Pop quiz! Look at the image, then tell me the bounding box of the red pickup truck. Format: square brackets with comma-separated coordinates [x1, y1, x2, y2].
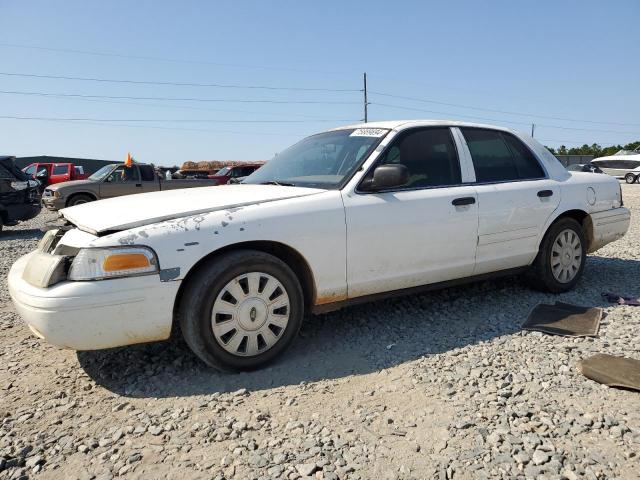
[22, 162, 87, 187]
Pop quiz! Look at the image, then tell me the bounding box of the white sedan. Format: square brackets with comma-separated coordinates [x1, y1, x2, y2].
[8, 121, 630, 371]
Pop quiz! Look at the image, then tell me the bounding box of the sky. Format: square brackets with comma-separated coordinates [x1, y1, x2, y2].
[0, 0, 639, 166]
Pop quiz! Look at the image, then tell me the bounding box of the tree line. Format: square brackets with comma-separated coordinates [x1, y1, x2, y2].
[545, 141, 640, 157]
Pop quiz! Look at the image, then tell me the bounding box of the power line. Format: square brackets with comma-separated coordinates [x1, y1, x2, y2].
[369, 91, 640, 128]
[0, 42, 353, 76]
[0, 89, 360, 105]
[371, 102, 533, 127]
[371, 102, 640, 136]
[0, 71, 360, 93]
[0, 115, 311, 137]
[0, 91, 355, 120]
[0, 114, 353, 124]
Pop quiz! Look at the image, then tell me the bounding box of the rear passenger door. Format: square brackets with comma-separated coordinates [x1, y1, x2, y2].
[458, 128, 560, 275]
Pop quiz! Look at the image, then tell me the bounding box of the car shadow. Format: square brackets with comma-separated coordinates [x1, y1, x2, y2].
[0, 228, 44, 241]
[77, 255, 640, 398]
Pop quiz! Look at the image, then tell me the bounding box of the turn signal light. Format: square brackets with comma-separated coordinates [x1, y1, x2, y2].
[103, 253, 151, 272]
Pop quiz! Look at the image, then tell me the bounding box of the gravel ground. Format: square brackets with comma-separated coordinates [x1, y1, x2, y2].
[1, 185, 639, 480]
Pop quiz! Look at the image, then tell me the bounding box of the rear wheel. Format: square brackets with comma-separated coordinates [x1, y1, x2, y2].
[527, 218, 586, 293]
[67, 194, 94, 207]
[179, 250, 304, 371]
[625, 173, 637, 184]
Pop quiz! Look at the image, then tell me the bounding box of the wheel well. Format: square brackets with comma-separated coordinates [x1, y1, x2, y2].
[172, 241, 316, 336]
[550, 209, 592, 249]
[66, 192, 96, 206]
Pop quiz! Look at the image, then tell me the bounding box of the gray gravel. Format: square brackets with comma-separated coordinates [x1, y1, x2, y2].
[1, 184, 639, 479]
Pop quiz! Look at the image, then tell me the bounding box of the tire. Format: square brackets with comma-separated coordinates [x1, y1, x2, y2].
[67, 194, 95, 207]
[179, 249, 304, 371]
[625, 173, 637, 184]
[526, 217, 587, 293]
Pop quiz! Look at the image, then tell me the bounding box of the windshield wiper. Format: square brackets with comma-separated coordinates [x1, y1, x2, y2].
[260, 180, 296, 186]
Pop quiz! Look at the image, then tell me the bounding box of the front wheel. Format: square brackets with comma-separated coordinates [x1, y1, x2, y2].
[625, 173, 637, 184]
[67, 194, 94, 207]
[526, 218, 586, 293]
[179, 250, 304, 371]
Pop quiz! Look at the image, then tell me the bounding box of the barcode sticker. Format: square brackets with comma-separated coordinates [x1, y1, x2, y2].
[350, 128, 387, 137]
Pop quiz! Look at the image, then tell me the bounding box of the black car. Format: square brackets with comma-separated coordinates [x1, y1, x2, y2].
[567, 163, 604, 174]
[0, 156, 42, 232]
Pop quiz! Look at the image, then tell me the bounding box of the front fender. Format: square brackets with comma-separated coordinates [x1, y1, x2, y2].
[89, 191, 348, 306]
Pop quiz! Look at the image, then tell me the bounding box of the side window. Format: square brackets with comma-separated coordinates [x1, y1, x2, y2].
[139, 165, 156, 181]
[377, 128, 461, 188]
[461, 128, 518, 182]
[502, 133, 545, 179]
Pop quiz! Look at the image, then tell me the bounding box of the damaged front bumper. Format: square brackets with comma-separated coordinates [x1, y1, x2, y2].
[8, 251, 180, 350]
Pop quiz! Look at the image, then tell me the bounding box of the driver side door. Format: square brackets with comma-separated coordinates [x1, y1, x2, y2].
[99, 165, 142, 199]
[342, 127, 479, 299]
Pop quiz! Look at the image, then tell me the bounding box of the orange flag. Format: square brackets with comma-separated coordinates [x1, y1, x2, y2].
[125, 152, 134, 167]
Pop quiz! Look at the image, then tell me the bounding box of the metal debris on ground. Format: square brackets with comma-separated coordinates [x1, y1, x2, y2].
[578, 354, 640, 392]
[522, 302, 602, 337]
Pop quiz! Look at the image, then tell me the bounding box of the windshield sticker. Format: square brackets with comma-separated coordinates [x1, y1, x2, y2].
[350, 128, 386, 137]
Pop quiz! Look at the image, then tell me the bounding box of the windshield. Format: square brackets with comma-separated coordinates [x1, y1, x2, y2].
[88, 164, 116, 181]
[243, 128, 388, 189]
[216, 167, 231, 176]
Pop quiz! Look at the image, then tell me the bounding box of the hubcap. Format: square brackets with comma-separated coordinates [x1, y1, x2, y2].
[550, 229, 582, 283]
[211, 272, 290, 357]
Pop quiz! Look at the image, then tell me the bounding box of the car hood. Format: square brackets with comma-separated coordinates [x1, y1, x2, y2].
[47, 179, 94, 190]
[60, 184, 325, 234]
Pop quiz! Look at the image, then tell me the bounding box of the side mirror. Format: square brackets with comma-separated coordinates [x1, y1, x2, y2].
[361, 164, 409, 191]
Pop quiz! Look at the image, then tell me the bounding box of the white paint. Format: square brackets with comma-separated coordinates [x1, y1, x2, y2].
[8, 120, 631, 351]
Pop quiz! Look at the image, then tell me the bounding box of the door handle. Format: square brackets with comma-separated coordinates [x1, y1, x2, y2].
[537, 190, 553, 198]
[452, 197, 476, 206]
[135, 183, 142, 187]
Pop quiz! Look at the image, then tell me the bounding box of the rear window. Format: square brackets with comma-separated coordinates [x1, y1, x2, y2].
[52, 165, 68, 175]
[461, 128, 545, 182]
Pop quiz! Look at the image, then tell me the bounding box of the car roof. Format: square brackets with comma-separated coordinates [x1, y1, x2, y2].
[329, 119, 519, 134]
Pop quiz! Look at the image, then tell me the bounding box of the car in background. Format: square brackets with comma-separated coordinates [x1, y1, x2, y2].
[567, 163, 604, 174]
[42, 162, 220, 210]
[591, 147, 640, 183]
[23, 162, 88, 187]
[208, 164, 263, 185]
[8, 120, 630, 371]
[0, 156, 41, 232]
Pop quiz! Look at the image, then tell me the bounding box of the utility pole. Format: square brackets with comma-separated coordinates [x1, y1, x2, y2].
[531, 123, 535, 138]
[363, 72, 368, 123]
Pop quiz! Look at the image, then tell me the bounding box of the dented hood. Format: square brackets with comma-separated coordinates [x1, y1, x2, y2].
[60, 184, 325, 234]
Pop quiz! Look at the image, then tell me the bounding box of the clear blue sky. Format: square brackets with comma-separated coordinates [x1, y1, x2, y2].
[1, 0, 638, 166]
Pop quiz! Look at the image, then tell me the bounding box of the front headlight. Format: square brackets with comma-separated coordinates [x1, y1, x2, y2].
[68, 246, 159, 281]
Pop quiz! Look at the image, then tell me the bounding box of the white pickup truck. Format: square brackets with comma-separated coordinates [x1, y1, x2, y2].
[8, 120, 630, 371]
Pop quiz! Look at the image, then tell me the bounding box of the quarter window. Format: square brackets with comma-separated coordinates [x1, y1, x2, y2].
[139, 165, 156, 181]
[461, 128, 544, 182]
[376, 128, 462, 188]
[52, 165, 68, 175]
